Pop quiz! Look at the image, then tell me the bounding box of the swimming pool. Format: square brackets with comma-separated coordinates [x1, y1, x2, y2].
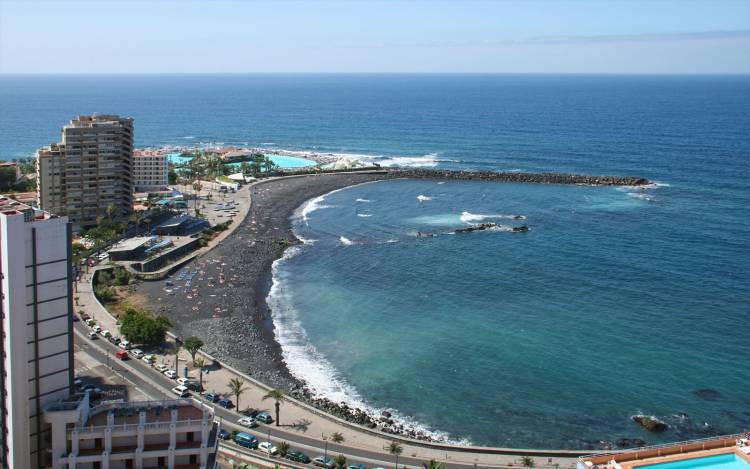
[224, 154, 317, 170]
[640, 454, 750, 469]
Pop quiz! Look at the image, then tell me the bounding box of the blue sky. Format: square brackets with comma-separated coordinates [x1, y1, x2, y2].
[1, 0, 749, 74]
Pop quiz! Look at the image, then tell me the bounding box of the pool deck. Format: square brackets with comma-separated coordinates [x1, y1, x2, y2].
[620, 447, 750, 469]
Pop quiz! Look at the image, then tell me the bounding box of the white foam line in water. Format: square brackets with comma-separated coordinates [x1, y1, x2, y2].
[417, 195, 432, 202]
[267, 247, 465, 445]
[459, 211, 526, 223]
[357, 213, 372, 218]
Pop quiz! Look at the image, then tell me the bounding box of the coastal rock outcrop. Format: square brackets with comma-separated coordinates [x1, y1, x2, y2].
[694, 388, 721, 400]
[632, 415, 668, 432]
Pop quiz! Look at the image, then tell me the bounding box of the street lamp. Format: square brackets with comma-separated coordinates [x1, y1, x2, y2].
[267, 428, 272, 457]
[322, 434, 328, 464]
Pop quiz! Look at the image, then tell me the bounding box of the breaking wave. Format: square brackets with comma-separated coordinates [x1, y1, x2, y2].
[417, 195, 432, 202]
[459, 211, 526, 223]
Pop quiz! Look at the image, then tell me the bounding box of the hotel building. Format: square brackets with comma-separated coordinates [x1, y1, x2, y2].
[0, 197, 74, 469]
[36, 114, 134, 228]
[133, 151, 169, 192]
[43, 395, 219, 469]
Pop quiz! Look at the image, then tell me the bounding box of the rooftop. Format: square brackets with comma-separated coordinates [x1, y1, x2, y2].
[0, 195, 54, 220]
[87, 398, 207, 428]
[108, 236, 153, 252]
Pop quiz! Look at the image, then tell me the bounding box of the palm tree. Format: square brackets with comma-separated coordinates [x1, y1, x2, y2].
[521, 456, 535, 468]
[422, 460, 445, 469]
[193, 357, 206, 392]
[183, 336, 204, 364]
[228, 378, 246, 410]
[129, 211, 143, 235]
[330, 432, 344, 444]
[106, 203, 116, 222]
[385, 441, 403, 469]
[334, 454, 347, 469]
[262, 389, 284, 426]
[171, 344, 181, 372]
[277, 441, 290, 458]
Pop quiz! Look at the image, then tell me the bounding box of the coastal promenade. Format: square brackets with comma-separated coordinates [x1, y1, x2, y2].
[74, 171, 590, 468]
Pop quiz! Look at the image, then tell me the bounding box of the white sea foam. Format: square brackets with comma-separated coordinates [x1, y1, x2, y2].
[436, 181, 445, 185]
[355, 198, 371, 203]
[267, 251, 462, 444]
[376, 153, 441, 168]
[300, 195, 331, 222]
[417, 195, 432, 202]
[357, 214, 372, 218]
[339, 236, 355, 245]
[459, 212, 527, 223]
[183, 136, 196, 139]
[627, 192, 653, 201]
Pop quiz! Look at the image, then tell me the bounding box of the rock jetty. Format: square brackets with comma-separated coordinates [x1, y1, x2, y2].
[632, 415, 668, 432]
[387, 168, 650, 186]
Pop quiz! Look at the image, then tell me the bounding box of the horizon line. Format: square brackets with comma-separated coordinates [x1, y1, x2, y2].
[2, 71, 749, 76]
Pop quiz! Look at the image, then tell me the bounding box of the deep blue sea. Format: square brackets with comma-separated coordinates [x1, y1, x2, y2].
[1, 75, 748, 448]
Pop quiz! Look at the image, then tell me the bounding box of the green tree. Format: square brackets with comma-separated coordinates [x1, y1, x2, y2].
[193, 357, 206, 392]
[94, 285, 116, 303]
[422, 460, 445, 469]
[385, 441, 403, 469]
[0, 166, 18, 191]
[330, 432, 344, 444]
[106, 203, 116, 221]
[129, 211, 144, 235]
[119, 307, 171, 346]
[334, 454, 347, 469]
[262, 156, 277, 174]
[277, 441, 290, 458]
[262, 389, 284, 426]
[228, 378, 246, 410]
[168, 169, 178, 185]
[113, 267, 131, 286]
[521, 456, 535, 468]
[183, 336, 204, 364]
[240, 161, 250, 176]
[170, 343, 181, 372]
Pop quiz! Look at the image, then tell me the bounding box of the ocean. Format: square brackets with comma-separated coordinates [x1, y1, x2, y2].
[1, 74, 748, 448]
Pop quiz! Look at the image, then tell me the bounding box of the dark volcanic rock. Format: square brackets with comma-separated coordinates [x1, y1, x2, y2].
[694, 388, 721, 400]
[633, 415, 668, 432]
[387, 168, 649, 186]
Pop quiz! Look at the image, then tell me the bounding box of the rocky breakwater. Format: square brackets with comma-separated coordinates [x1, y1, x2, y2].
[388, 168, 650, 186]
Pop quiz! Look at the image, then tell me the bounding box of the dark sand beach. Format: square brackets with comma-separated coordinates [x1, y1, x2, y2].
[137, 172, 390, 390]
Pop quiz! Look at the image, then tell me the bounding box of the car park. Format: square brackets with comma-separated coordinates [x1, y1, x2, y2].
[313, 456, 334, 468]
[237, 417, 258, 429]
[255, 412, 273, 424]
[171, 385, 189, 397]
[286, 451, 311, 464]
[259, 442, 278, 455]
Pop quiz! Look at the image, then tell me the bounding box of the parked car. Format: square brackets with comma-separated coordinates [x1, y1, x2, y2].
[130, 349, 144, 359]
[313, 456, 334, 469]
[142, 354, 156, 364]
[115, 350, 128, 360]
[100, 329, 111, 338]
[176, 377, 191, 386]
[92, 325, 102, 334]
[241, 408, 259, 418]
[217, 429, 231, 440]
[187, 381, 203, 392]
[237, 417, 258, 429]
[88, 331, 97, 340]
[255, 412, 273, 424]
[204, 392, 220, 403]
[118, 340, 131, 350]
[286, 451, 311, 464]
[259, 442, 278, 456]
[171, 385, 189, 398]
[72, 314, 80, 322]
[218, 397, 233, 408]
[348, 465, 367, 469]
[86, 319, 96, 327]
[155, 364, 169, 373]
[108, 336, 120, 345]
[233, 432, 259, 449]
[164, 370, 177, 379]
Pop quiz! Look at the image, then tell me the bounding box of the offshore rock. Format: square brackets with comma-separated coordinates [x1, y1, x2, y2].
[632, 415, 668, 432]
[387, 168, 650, 186]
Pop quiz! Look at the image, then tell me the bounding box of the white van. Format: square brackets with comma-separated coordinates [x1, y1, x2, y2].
[118, 340, 131, 350]
[171, 385, 189, 398]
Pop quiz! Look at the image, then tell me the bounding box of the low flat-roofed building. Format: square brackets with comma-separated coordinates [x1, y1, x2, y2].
[44, 394, 218, 469]
[107, 236, 154, 261]
[155, 215, 209, 236]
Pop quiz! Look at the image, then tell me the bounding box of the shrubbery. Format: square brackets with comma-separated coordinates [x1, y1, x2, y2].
[119, 306, 171, 346]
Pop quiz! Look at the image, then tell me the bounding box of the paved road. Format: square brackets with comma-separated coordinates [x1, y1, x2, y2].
[74, 323, 535, 469]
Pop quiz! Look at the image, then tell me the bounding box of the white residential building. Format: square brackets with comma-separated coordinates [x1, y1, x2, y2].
[133, 151, 168, 192]
[0, 196, 73, 469]
[44, 395, 219, 469]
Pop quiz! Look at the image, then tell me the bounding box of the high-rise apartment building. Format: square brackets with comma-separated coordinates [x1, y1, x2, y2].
[0, 196, 73, 469]
[36, 114, 134, 228]
[133, 150, 169, 192]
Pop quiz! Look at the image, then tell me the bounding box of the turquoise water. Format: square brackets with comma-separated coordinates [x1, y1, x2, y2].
[641, 454, 750, 469]
[167, 152, 192, 164]
[1, 74, 748, 450]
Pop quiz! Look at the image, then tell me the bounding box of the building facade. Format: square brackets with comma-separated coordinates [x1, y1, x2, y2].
[44, 395, 218, 469]
[36, 114, 134, 228]
[0, 196, 73, 468]
[133, 151, 168, 192]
